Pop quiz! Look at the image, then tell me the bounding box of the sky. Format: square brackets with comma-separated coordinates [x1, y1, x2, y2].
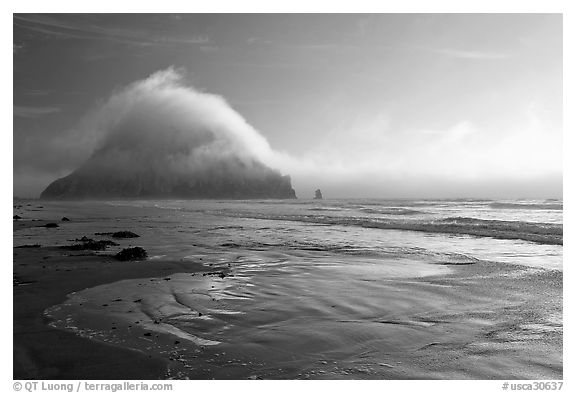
[13, 13, 563, 199]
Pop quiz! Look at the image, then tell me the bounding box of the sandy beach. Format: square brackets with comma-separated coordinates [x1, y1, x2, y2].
[13, 200, 562, 379]
[14, 229, 219, 378]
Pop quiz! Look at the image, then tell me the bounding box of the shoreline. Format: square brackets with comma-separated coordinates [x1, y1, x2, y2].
[13, 202, 563, 379]
[13, 242, 219, 379]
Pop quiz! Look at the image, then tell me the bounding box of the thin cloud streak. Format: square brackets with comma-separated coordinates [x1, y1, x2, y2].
[14, 105, 61, 118]
[430, 48, 512, 59]
[206, 61, 325, 71]
[20, 89, 51, 96]
[13, 14, 209, 47]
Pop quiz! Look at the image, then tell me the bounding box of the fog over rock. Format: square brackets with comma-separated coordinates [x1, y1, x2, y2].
[40, 68, 296, 200]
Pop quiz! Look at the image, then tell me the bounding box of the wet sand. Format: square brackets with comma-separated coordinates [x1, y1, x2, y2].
[13, 202, 562, 379]
[14, 219, 218, 379]
[45, 260, 562, 379]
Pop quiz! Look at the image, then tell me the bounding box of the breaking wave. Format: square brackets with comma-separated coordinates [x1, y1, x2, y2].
[489, 202, 563, 210]
[215, 212, 562, 246]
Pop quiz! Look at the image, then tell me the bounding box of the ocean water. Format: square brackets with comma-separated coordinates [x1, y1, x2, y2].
[112, 198, 563, 269]
[17, 198, 562, 379]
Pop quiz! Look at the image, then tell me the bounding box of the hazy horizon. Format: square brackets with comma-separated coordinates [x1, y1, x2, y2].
[13, 14, 562, 199]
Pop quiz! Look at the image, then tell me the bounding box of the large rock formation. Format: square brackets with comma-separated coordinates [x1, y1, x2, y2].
[41, 150, 296, 200]
[39, 68, 298, 200]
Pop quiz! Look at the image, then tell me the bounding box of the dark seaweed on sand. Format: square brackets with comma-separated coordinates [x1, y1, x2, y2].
[96, 231, 140, 238]
[14, 244, 41, 248]
[61, 239, 119, 251]
[115, 247, 147, 261]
